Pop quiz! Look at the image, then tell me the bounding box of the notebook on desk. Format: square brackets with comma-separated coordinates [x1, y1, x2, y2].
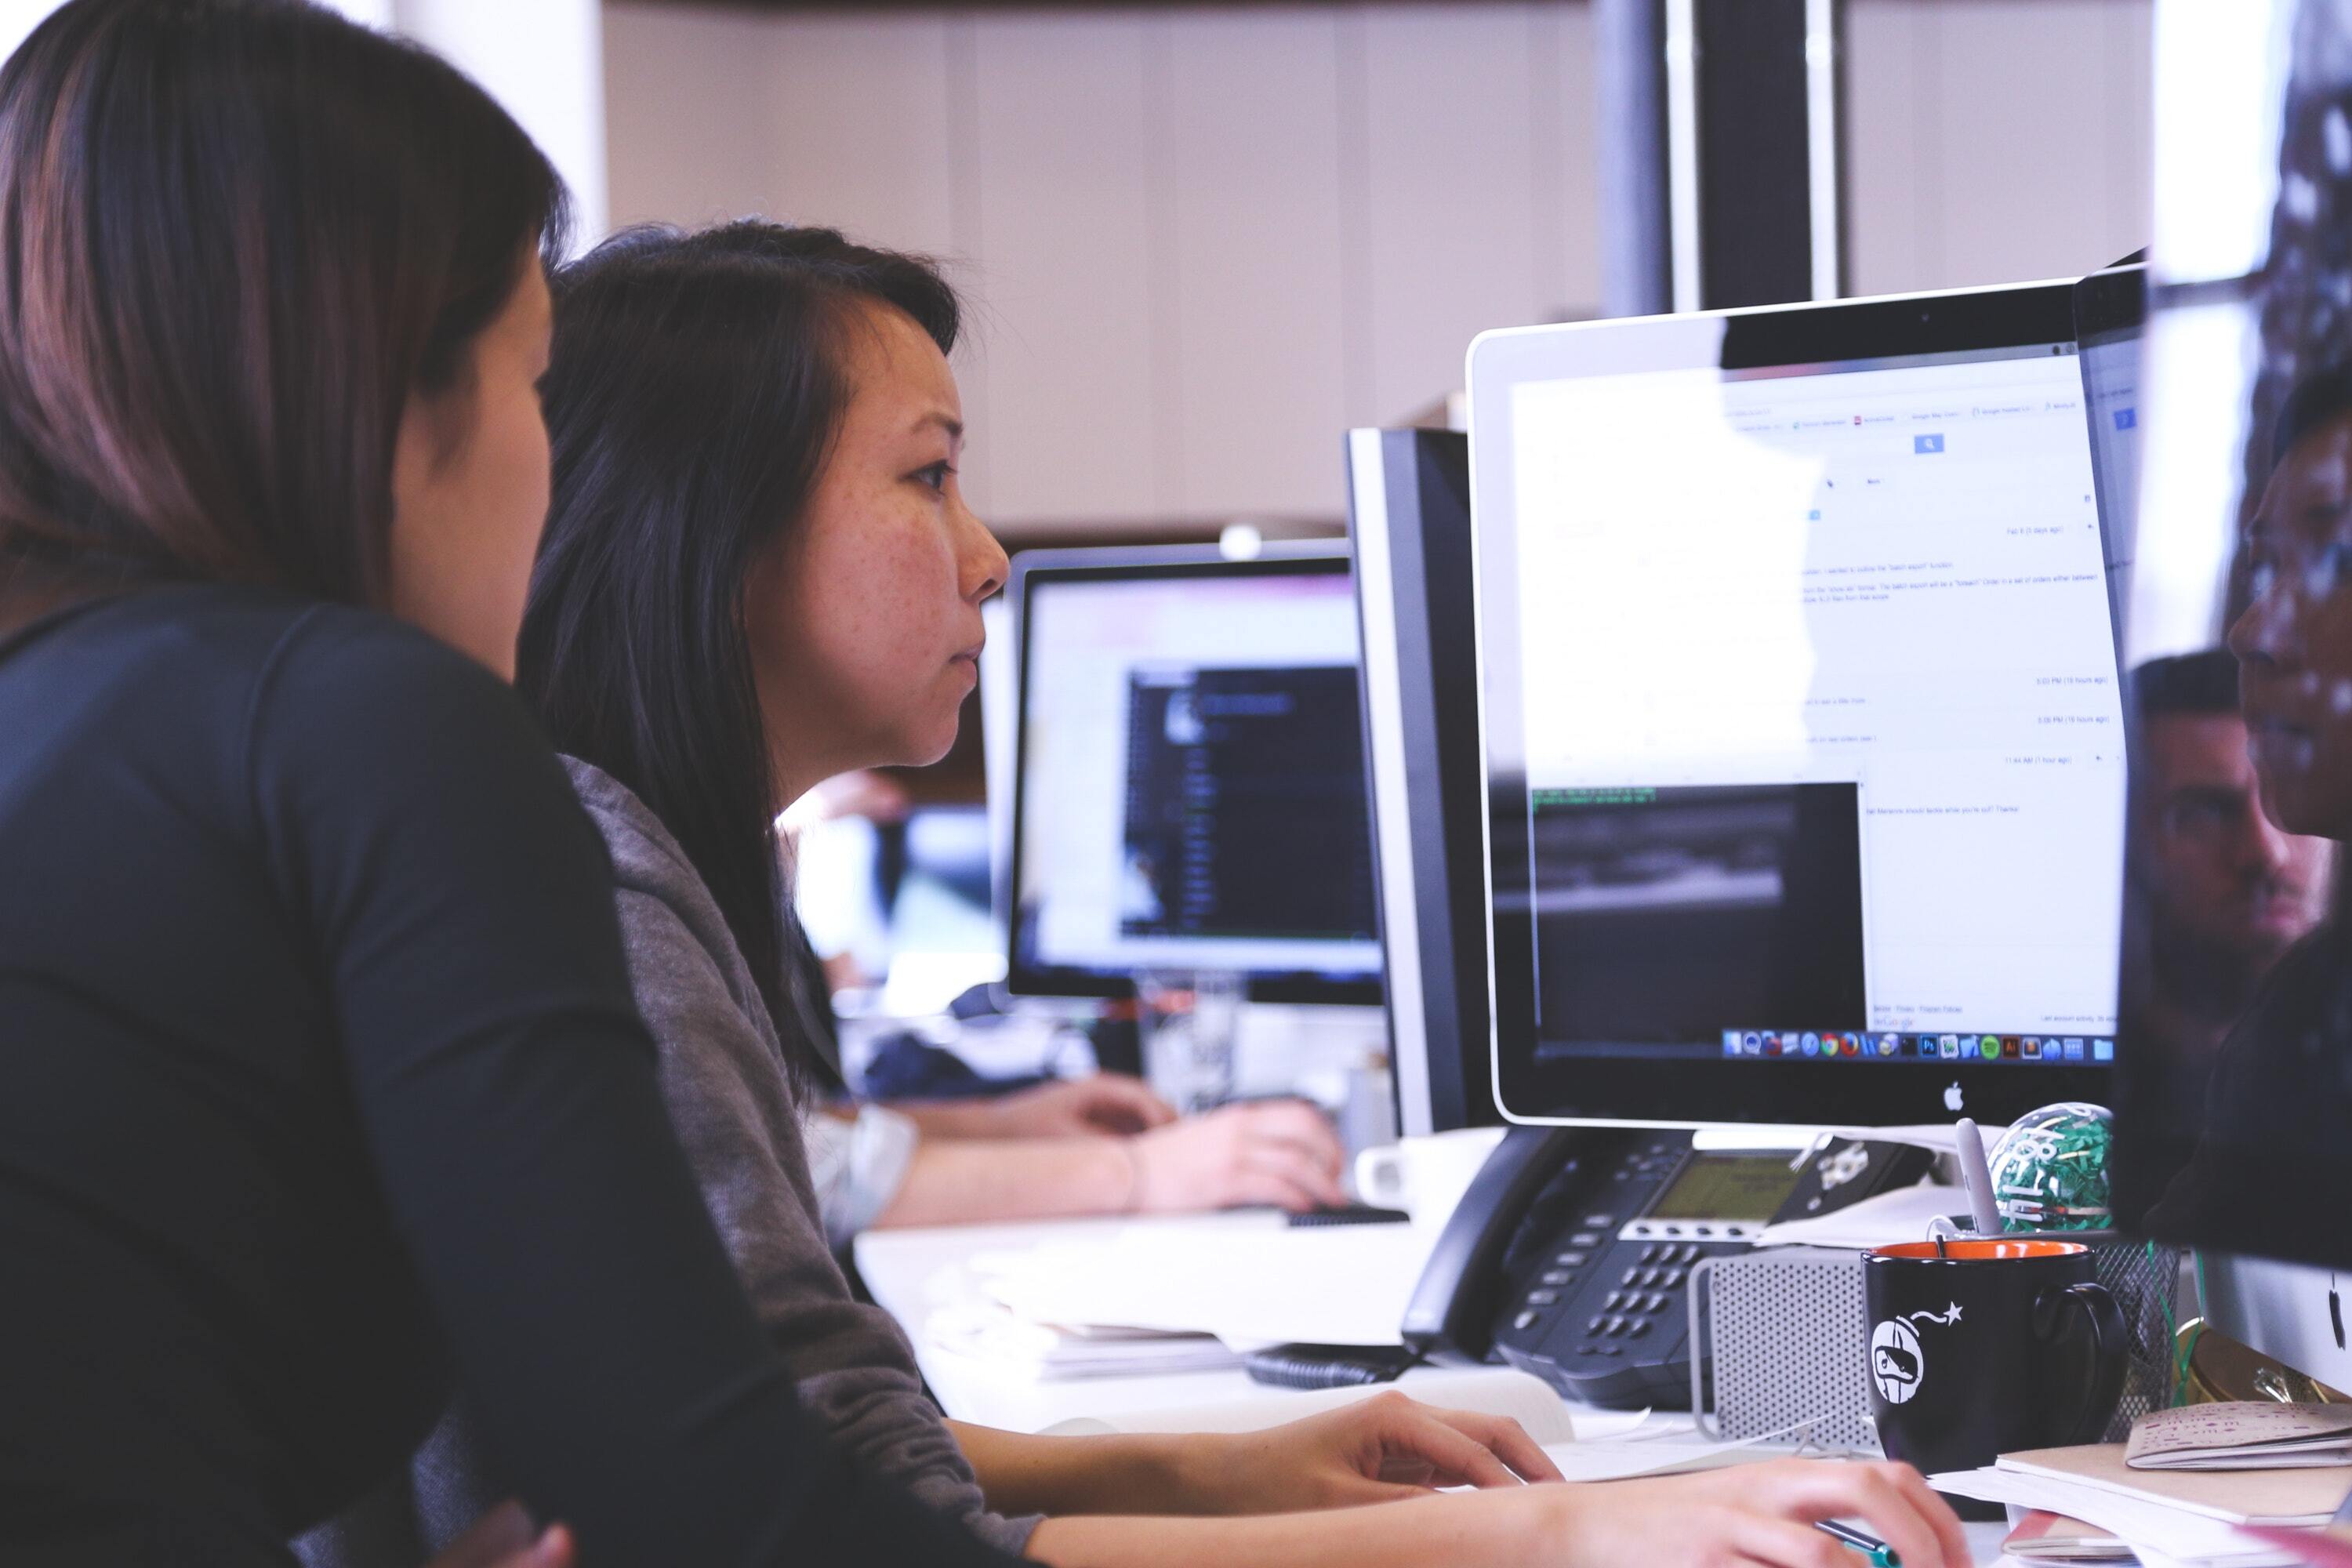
[1997, 1443, 2352, 1526]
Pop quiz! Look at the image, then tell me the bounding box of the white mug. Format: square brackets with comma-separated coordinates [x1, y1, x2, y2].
[1352, 1127, 1508, 1222]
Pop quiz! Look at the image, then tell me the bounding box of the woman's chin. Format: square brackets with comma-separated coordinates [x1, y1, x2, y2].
[892, 718, 962, 771]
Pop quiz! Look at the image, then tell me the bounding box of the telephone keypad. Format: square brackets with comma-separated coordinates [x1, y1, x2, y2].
[1470, 1131, 1940, 1412]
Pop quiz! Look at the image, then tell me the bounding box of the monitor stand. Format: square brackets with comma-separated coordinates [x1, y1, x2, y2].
[2200, 1252, 2352, 1399]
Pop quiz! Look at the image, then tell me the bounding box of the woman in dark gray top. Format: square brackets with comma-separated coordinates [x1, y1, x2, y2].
[489, 218, 1979, 1568]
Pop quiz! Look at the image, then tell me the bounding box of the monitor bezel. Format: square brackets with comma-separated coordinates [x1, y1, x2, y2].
[1468, 279, 2122, 1128]
[1000, 541, 1384, 1004]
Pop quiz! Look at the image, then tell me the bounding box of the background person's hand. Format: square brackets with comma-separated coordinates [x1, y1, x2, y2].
[426, 1501, 572, 1568]
[982, 1073, 1179, 1138]
[1548, 1457, 1973, 1568]
[1192, 1388, 1566, 1513]
[1128, 1098, 1347, 1212]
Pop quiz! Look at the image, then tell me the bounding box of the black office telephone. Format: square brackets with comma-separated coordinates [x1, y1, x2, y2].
[1402, 1127, 1934, 1409]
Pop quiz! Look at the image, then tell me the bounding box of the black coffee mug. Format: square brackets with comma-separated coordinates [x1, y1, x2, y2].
[1864, 1239, 2128, 1516]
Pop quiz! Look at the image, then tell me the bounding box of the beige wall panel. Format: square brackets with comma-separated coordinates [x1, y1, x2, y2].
[2103, 0, 2156, 270]
[1356, 4, 1552, 424]
[604, 4, 777, 230]
[739, 12, 960, 256]
[1157, 9, 1352, 520]
[965, 13, 1161, 527]
[1845, 0, 2151, 299]
[1548, 0, 1605, 321]
[1844, 0, 1937, 297]
[1930, 0, 2142, 289]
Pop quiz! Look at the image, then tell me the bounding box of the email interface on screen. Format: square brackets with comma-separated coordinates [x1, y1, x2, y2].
[1012, 567, 1381, 988]
[1505, 343, 2124, 1066]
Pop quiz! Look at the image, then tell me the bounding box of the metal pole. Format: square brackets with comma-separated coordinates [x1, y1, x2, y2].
[1594, 0, 1675, 319]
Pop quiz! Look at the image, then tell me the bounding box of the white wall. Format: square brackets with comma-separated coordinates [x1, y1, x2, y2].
[0, 0, 607, 245]
[606, 0, 2152, 534]
[0, 0, 2157, 531]
[1845, 0, 2154, 296]
[604, 2, 1600, 532]
[397, 0, 609, 245]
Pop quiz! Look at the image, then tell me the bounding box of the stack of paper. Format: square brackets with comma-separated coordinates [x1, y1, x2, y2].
[1932, 1466, 2300, 1568]
[1933, 1443, 2352, 1568]
[1995, 1443, 2350, 1525]
[964, 1218, 1436, 1348]
[923, 1297, 1242, 1380]
[2002, 1510, 2136, 1563]
[2128, 1404, 2352, 1472]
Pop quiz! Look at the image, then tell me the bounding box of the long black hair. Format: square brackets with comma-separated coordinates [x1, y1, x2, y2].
[517, 221, 960, 1040]
[0, 0, 566, 610]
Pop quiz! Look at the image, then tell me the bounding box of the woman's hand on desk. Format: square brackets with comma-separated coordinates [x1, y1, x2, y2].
[1023, 1457, 1969, 1568]
[1129, 1101, 1348, 1213]
[1552, 1459, 1971, 1568]
[1196, 1388, 1565, 1512]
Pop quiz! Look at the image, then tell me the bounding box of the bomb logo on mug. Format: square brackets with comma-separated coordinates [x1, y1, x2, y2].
[1868, 1303, 1962, 1404]
[1869, 1318, 1925, 1403]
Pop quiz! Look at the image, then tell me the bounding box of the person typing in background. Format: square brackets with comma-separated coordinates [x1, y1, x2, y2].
[789, 946, 1352, 1244]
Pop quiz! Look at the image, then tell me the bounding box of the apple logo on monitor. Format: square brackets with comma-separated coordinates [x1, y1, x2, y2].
[1944, 1083, 1964, 1114]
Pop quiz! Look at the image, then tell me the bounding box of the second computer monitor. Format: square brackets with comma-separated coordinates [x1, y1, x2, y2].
[1004, 545, 1382, 1003]
[1468, 280, 2125, 1128]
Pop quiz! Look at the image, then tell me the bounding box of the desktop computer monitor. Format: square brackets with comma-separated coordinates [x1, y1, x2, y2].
[1467, 280, 2126, 1129]
[1346, 427, 1502, 1135]
[2107, 2, 2352, 1389]
[1002, 544, 1383, 1004]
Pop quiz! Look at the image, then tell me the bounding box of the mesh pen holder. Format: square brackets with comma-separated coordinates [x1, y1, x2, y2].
[1690, 1232, 2183, 1450]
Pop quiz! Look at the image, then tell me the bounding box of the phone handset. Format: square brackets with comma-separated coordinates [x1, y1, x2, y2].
[1399, 1125, 1608, 1363]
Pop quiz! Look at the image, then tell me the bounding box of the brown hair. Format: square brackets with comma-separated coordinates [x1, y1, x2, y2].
[0, 0, 568, 610]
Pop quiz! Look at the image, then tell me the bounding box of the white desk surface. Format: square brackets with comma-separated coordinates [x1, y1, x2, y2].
[854, 1210, 2013, 1563]
[856, 1209, 1342, 1434]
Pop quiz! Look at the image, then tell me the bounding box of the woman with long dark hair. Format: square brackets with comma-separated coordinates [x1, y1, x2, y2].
[0, 5, 1020, 1564]
[499, 219, 1977, 1568]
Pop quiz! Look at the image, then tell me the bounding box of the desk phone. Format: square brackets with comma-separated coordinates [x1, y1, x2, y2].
[1402, 1127, 1933, 1408]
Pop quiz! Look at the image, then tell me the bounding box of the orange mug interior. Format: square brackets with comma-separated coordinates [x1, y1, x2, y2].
[1872, 1239, 2088, 1261]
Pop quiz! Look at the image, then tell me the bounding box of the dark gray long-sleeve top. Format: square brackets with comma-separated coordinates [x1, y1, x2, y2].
[296, 757, 1036, 1565]
[550, 758, 1039, 1555]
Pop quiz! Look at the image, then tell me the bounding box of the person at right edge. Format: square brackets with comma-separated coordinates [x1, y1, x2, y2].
[2151, 365, 2352, 1242]
[0, 4, 1973, 1567]
[2122, 646, 2332, 1098]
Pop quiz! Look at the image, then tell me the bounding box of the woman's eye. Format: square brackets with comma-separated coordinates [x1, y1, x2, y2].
[914, 461, 953, 493]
